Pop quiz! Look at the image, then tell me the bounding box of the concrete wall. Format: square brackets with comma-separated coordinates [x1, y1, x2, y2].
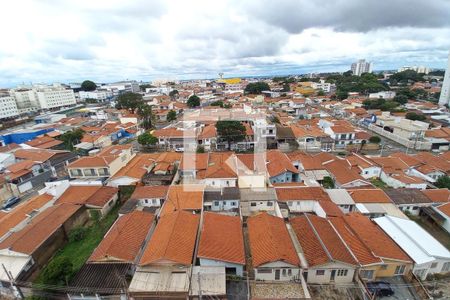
[254, 261, 300, 281]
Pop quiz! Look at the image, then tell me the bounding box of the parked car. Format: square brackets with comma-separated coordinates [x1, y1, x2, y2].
[367, 281, 394, 297]
[1, 196, 20, 210]
[175, 147, 184, 152]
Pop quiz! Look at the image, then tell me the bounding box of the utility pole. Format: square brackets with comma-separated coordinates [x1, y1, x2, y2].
[246, 271, 250, 300]
[2, 263, 24, 299]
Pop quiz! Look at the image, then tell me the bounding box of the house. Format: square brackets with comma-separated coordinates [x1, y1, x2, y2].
[324, 123, 356, 148]
[326, 189, 356, 213]
[290, 214, 357, 284]
[121, 185, 169, 214]
[179, 152, 209, 182]
[384, 189, 434, 216]
[159, 185, 204, 217]
[287, 151, 331, 184]
[331, 213, 413, 280]
[203, 152, 238, 188]
[427, 203, 450, 234]
[197, 212, 245, 276]
[290, 125, 329, 151]
[55, 185, 119, 216]
[203, 187, 240, 215]
[0, 193, 54, 240]
[152, 127, 197, 151]
[275, 186, 343, 218]
[374, 215, 450, 280]
[240, 187, 277, 216]
[247, 213, 301, 281]
[67, 145, 135, 179]
[345, 153, 381, 179]
[323, 159, 370, 188]
[129, 211, 200, 298]
[70, 211, 156, 297]
[24, 135, 63, 150]
[347, 188, 407, 219]
[108, 153, 159, 187]
[266, 150, 300, 184]
[0, 204, 88, 283]
[198, 124, 217, 151]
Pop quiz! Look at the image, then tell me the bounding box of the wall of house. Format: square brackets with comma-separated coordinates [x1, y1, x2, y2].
[380, 172, 404, 189]
[306, 264, 355, 284]
[248, 200, 276, 213]
[360, 167, 381, 179]
[211, 199, 239, 211]
[139, 197, 163, 207]
[374, 260, 412, 278]
[203, 178, 237, 188]
[254, 261, 300, 281]
[269, 171, 296, 184]
[199, 258, 244, 276]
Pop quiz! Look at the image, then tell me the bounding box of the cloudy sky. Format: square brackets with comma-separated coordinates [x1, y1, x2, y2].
[1, 0, 450, 87]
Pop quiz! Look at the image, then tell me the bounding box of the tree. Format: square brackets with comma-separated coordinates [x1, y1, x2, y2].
[282, 84, 290, 92]
[369, 136, 381, 144]
[436, 175, 450, 189]
[187, 95, 200, 107]
[210, 100, 224, 107]
[40, 257, 73, 285]
[389, 70, 424, 85]
[81, 80, 96, 91]
[322, 176, 335, 189]
[244, 82, 270, 94]
[138, 132, 158, 146]
[57, 129, 84, 150]
[137, 104, 153, 129]
[393, 94, 408, 105]
[167, 110, 177, 122]
[115, 92, 143, 112]
[317, 89, 325, 96]
[405, 112, 427, 121]
[216, 120, 246, 150]
[169, 90, 179, 99]
[196, 145, 205, 153]
[139, 84, 154, 92]
[271, 116, 280, 124]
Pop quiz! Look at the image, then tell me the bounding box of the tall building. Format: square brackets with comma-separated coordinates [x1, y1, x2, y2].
[439, 52, 450, 107]
[351, 59, 373, 76]
[0, 92, 19, 120]
[398, 66, 431, 74]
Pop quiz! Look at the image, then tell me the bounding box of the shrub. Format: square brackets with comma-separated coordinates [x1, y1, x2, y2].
[369, 136, 381, 144]
[68, 227, 88, 243]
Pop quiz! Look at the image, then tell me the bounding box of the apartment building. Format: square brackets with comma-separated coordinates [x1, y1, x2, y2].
[0, 93, 19, 119]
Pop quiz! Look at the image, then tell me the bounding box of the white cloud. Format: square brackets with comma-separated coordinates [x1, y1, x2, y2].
[1, 0, 450, 86]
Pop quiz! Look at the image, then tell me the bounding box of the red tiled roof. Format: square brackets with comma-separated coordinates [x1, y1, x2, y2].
[198, 212, 245, 265]
[347, 188, 393, 204]
[248, 213, 299, 267]
[437, 202, 450, 218]
[159, 185, 204, 216]
[275, 186, 330, 202]
[139, 211, 200, 266]
[130, 185, 169, 200]
[0, 193, 53, 238]
[340, 213, 411, 262]
[421, 189, 450, 203]
[266, 150, 298, 178]
[0, 204, 80, 255]
[89, 211, 154, 263]
[290, 215, 357, 267]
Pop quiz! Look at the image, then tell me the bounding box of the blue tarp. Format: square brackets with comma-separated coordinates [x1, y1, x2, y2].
[0, 128, 55, 145]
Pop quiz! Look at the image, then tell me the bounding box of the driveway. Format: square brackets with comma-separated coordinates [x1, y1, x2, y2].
[378, 276, 420, 300]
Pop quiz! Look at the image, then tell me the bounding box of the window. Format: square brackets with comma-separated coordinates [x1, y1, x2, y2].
[214, 201, 219, 206]
[267, 201, 273, 206]
[431, 262, 438, 269]
[380, 264, 388, 270]
[288, 269, 292, 276]
[316, 270, 325, 276]
[257, 269, 272, 274]
[251, 202, 257, 207]
[282, 269, 286, 276]
[395, 265, 406, 275]
[360, 270, 374, 280]
[337, 269, 348, 276]
[231, 202, 236, 206]
[144, 199, 149, 204]
[364, 170, 369, 175]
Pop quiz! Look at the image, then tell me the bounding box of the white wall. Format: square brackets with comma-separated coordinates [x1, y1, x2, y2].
[254, 261, 300, 281]
[306, 264, 355, 284]
[360, 166, 381, 179]
[203, 178, 237, 188]
[199, 258, 244, 276]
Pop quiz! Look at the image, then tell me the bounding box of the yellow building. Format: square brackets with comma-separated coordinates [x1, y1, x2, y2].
[217, 78, 241, 84]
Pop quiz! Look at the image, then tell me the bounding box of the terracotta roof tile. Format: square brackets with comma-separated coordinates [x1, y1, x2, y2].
[198, 212, 245, 265]
[339, 213, 411, 262]
[55, 186, 102, 205]
[266, 150, 298, 178]
[0, 204, 80, 254]
[85, 186, 118, 207]
[275, 187, 330, 202]
[139, 211, 200, 266]
[130, 185, 169, 200]
[159, 185, 204, 217]
[290, 215, 357, 267]
[347, 188, 393, 204]
[13, 149, 59, 163]
[89, 211, 154, 263]
[421, 189, 450, 203]
[0, 193, 53, 238]
[112, 153, 159, 179]
[437, 202, 450, 218]
[248, 213, 299, 267]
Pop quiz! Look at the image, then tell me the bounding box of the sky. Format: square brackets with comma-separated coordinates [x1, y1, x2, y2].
[1, 0, 450, 87]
